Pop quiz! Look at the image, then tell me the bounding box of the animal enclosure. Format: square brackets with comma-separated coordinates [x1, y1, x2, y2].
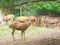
[0, 0, 60, 45]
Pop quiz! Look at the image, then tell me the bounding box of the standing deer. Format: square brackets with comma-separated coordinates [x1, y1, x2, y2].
[40, 16, 46, 27]
[3, 14, 14, 25]
[9, 18, 32, 40]
[15, 16, 37, 27]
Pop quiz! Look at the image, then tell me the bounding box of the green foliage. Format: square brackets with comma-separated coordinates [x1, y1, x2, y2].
[0, 0, 30, 8]
[0, 0, 60, 12]
[27, 2, 60, 12]
[0, 25, 49, 37]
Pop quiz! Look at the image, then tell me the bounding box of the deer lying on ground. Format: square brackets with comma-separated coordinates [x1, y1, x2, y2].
[46, 18, 59, 27]
[40, 16, 59, 27]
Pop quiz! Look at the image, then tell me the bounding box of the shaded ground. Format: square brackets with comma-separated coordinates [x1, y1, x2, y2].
[0, 27, 60, 45]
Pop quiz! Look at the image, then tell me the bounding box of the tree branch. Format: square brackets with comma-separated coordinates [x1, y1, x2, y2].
[3, 0, 57, 8]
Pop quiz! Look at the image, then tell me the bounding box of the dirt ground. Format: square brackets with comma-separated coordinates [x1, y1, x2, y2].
[0, 27, 60, 45]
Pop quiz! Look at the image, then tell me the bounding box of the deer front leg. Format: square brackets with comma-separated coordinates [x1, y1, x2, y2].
[24, 31, 26, 40]
[21, 31, 25, 40]
[21, 31, 24, 40]
[6, 21, 8, 25]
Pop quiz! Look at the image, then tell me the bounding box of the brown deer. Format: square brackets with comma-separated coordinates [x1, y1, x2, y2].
[9, 18, 32, 40]
[3, 14, 14, 25]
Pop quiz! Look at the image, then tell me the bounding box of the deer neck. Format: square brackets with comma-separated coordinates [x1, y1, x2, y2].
[26, 19, 32, 27]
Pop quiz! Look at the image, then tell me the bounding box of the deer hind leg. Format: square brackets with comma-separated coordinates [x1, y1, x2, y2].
[43, 23, 46, 27]
[12, 30, 15, 40]
[42, 23, 46, 27]
[54, 23, 58, 27]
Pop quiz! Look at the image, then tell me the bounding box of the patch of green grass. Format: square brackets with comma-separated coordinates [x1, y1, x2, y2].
[0, 25, 49, 37]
